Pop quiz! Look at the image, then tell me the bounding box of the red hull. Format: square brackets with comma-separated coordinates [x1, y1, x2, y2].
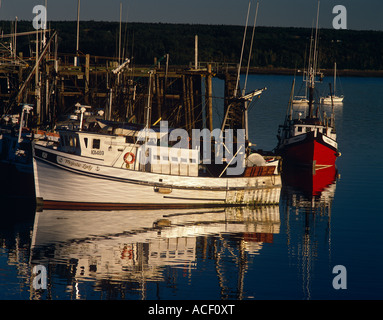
[283, 164, 337, 197]
[281, 131, 338, 168]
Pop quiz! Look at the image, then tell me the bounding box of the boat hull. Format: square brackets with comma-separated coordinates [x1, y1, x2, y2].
[282, 163, 338, 198]
[33, 144, 282, 210]
[278, 130, 338, 168]
[321, 96, 344, 105]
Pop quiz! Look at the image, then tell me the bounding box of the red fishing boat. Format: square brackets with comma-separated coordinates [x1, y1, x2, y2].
[275, 2, 340, 168]
[276, 115, 339, 168]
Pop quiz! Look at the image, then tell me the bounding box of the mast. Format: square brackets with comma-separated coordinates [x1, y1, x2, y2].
[334, 62, 337, 94]
[308, 0, 320, 119]
[329, 83, 335, 128]
[35, 29, 41, 123]
[221, 1, 251, 132]
[243, 1, 259, 143]
[75, 0, 80, 66]
[119, 2, 122, 65]
[145, 71, 153, 129]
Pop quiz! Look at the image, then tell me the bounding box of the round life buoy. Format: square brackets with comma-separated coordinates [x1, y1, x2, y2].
[124, 152, 135, 165]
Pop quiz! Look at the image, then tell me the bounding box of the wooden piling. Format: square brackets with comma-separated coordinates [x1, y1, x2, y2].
[206, 63, 213, 131]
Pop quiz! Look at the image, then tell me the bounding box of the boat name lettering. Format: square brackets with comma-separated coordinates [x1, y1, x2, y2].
[91, 149, 104, 155]
[58, 157, 93, 171]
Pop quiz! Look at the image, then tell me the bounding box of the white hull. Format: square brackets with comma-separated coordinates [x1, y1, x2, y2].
[292, 98, 309, 106]
[33, 144, 281, 210]
[321, 95, 344, 105]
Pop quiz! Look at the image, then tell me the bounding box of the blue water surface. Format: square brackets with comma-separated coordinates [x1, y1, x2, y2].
[0, 74, 382, 300]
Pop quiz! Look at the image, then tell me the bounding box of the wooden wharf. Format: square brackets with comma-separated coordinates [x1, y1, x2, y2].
[0, 51, 244, 134]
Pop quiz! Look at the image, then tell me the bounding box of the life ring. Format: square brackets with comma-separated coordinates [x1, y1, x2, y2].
[124, 152, 135, 165]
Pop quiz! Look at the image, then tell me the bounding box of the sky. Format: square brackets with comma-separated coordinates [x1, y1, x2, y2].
[0, 0, 382, 31]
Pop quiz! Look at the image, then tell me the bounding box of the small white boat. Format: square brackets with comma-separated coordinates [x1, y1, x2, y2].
[320, 94, 344, 105]
[292, 96, 309, 106]
[321, 62, 344, 105]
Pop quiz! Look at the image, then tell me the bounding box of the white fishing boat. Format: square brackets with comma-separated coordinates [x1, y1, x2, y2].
[33, 105, 281, 210]
[32, 5, 282, 211]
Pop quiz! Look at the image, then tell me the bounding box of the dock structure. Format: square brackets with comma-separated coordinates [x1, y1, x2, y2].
[0, 45, 245, 133]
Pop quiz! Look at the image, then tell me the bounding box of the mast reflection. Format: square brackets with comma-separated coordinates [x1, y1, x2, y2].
[281, 164, 339, 299]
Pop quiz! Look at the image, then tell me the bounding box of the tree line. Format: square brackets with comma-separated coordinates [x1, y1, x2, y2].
[2, 20, 383, 70]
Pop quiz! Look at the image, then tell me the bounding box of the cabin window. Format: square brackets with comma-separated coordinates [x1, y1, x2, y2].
[92, 139, 101, 149]
[125, 136, 135, 144]
[297, 127, 303, 132]
[84, 138, 88, 148]
[63, 135, 69, 146]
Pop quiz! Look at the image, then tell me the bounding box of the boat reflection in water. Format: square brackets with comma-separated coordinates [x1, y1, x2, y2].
[30, 206, 280, 299]
[280, 164, 339, 299]
[282, 163, 338, 200]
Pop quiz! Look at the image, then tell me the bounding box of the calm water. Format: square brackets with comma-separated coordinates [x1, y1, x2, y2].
[1, 74, 382, 300]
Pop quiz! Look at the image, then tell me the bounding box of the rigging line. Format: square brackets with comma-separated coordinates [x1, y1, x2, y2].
[122, 5, 129, 61]
[243, 1, 259, 96]
[165, 100, 205, 128]
[234, 1, 251, 98]
[247, 97, 261, 113]
[312, 0, 321, 83]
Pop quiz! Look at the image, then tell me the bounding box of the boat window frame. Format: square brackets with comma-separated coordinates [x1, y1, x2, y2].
[92, 138, 101, 149]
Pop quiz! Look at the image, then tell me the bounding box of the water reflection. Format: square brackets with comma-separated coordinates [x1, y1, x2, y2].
[30, 206, 280, 299]
[281, 164, 338, 299]
[0, 165, 339, 300]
